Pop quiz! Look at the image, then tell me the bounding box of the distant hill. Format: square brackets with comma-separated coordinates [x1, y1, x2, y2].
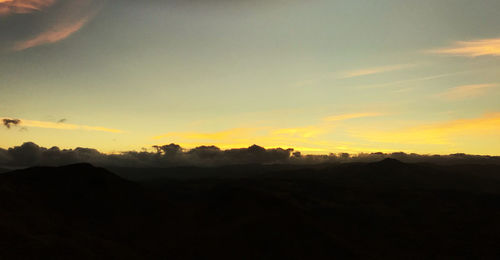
[2, 160, 500, 259]
[112, 159, 500, 193]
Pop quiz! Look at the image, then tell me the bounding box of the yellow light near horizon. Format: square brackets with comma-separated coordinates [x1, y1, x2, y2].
[353, 113, 500, 145]
[432, 38, 500, 57]
[0, 118, 123, 133]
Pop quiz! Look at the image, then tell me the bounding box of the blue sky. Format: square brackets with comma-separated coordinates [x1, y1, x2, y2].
[1, 0, 500, 155]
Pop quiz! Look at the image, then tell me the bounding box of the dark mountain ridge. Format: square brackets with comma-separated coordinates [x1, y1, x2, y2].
[2, 160, 500, 259]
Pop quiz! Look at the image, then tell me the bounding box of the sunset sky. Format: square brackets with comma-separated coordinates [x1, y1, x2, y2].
[1, 0, 500, 155]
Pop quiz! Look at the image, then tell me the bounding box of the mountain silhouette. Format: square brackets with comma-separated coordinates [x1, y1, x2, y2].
[1, 163, 131, 191]
[2, 160, 500, 259]
[370, 157, 407, 167]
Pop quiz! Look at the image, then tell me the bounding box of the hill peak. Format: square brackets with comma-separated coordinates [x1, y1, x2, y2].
[372, 158, 407, 167]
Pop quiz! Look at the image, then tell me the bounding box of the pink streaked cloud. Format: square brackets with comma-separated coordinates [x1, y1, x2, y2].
[13, 15, 91, 51]
[1, 0, 101, 51]
[0, 0, 55, 16]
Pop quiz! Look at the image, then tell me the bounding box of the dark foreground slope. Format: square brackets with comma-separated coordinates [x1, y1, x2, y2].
[0, 164, 154, 259]
[2, 160, 500, 259]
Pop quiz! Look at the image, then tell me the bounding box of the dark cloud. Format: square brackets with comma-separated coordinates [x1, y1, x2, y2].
[6, 142, 43, 165]
[57, 118, 67, 123]
[223, 145, 293, 164]
[2, 118, 21, 128]
[1, 142, 500, 168]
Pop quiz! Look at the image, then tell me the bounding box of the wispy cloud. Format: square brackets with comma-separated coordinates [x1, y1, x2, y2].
[0, 0, 55, 16]
[431, 38, 500, 57]
[323, 112, 383, 122]
[13, 15, 92, 51]
[358, 71, 468, 89]
[3, 0, 102, 51]
[435, 84, 497, 100]
[0, 117, 123, 133]
[271, 126, 326, 138]
[340, 64, 413, 79]
[294, 64, 414, 87]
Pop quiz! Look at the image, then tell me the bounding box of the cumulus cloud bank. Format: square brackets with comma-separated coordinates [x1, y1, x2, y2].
[1, 142, 499, 168]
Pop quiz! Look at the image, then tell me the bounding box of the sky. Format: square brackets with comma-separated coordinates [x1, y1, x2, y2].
[1, 0, 500, 155]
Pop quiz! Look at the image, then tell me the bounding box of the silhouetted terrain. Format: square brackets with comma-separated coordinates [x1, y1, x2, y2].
[2, 160, 500, 259]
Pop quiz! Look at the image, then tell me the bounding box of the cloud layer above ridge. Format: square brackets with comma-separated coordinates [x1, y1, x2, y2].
[1, 142, 499, 168]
